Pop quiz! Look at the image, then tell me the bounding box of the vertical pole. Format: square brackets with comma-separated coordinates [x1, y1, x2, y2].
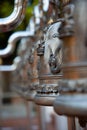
[26, 101, 33, 130]
[67, 117, 76, 130]
[36, 105, 47, 130]
[55, 114, 68, 130]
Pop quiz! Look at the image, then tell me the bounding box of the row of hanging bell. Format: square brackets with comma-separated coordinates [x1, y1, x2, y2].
[11, 0, 71, 106]
[12, 0, 50, 101]
[12, 0, 87, 127]
[22, 0, 50, 101]
[12, 0, 69, 106]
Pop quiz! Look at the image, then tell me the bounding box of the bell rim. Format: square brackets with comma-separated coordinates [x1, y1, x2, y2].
[34, 94, 58, 106]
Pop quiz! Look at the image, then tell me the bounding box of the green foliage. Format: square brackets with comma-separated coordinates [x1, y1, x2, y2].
[0, 0, 13, 17]
[15, 0, 39, 31]
[0, 0, 39, 44]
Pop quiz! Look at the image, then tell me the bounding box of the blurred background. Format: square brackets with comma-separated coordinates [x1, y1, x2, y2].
[0, 0, 36, 129]
[0, 1, 58, 130]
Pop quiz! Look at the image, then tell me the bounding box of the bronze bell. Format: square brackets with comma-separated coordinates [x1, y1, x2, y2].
[34, 21, 63, 106]
[33, 0, 64, 106]
[54, 0, 87, 127]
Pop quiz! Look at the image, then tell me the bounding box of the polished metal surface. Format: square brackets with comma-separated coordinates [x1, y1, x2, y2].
[42, 0, 49, 12]
[54, 94, 87, 116]
[0, 0, 28, 32]
[44, 22, 62, 74]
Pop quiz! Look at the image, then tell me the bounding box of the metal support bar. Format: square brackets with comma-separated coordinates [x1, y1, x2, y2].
[0, 30, 34, 57]
[0, 56, 21, 71]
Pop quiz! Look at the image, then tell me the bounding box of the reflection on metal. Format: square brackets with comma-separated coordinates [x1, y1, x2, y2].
[0, 0, 28, 32]
[0, 56, 21, 71]
[34, 5, 41, 25]
[44, 22, 62, 74]
[42, 0, 49, 12]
